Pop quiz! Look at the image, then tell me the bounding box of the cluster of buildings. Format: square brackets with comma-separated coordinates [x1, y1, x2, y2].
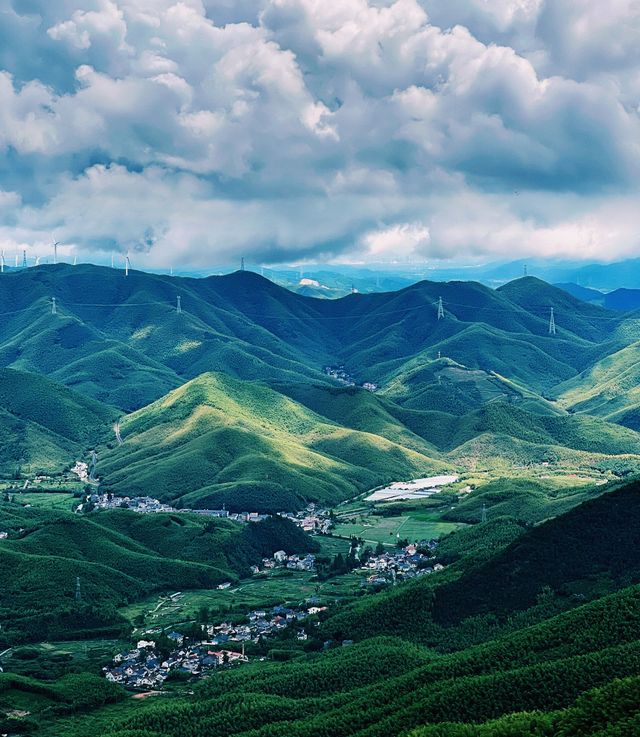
[70, 461, 90, 482]
[279, 504, 332, 534]
[79, 493, 269, 522]
[82, 494, 331, 540]
[258, 550, 316, 572]
[362, 542, 443, 585]
[323, 366, 378, 392]
[105, 603, 328, 689]
[104, 637, 248, 689]
[204, 604, 326, 644]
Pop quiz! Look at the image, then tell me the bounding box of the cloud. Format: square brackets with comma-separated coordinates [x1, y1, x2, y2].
[0, 0, 639, 267]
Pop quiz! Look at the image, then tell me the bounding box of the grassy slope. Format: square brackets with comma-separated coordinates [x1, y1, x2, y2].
[554, 340, 640, 429]
[0, 368, 116, 473]
[98, 372, 445, 510]
[94, 374, 640, 509]
[49, 554, 640, 736]
[322, 480, 640, 646]
[0, 266, 635, 412]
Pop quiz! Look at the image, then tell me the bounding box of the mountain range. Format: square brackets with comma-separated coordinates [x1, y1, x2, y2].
[1, 264, 640, 508]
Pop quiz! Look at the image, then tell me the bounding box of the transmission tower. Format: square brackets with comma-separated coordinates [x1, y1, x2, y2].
[176, 295, 182, 314]
[437, 296, 444, 320]
[548, 307, 556, 335]
[523, 264, 528, 277]
[481, 503, 487, 523]
[51, 297, 57, 315]
[1, 250, 4, 273]
[75, 576, 82, 602]
[22, 250, 27, 268]
[240, 257, 245, 271]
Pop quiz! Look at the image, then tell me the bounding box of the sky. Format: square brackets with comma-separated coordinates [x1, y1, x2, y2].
[0, 0, 640, 268]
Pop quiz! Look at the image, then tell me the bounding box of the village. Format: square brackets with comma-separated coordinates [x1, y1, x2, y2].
[103, 535, 442, 689]
[323, 365, 378, 392]
[78, 492, 333, 532]
[104, 601, 330, 688]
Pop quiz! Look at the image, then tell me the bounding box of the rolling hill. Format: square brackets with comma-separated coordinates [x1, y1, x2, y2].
[97, 372, 446, 510]
[94, 375, 640, 510]
[2, 264, 640, 505]
[41, 479, 640, 737]
[0, 368, 116, 474]
[0, 503, 316, 645]
[0, 266, 634, 410]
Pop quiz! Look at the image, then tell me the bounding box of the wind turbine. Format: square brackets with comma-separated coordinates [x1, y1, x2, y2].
[52, 234, 60, 264]
[125, 250, 131, 276]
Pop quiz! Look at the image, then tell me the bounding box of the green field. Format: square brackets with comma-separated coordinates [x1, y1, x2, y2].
[15, 492, 77, 511]
[122, 570, 362, 631]
[334, 512, 463, 545]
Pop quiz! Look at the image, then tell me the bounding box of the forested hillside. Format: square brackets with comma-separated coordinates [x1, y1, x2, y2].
[0, 504, 315, 645]
[38, 481, 640, 737]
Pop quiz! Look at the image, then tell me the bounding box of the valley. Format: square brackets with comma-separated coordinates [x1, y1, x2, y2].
[1, 265, 640, 736]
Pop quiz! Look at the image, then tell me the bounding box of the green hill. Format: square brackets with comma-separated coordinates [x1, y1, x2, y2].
[9, 479, 640, 737]
[0, 369, 116, 474]
[322, 480, 640, 646]
[94, 376, 640, 508]
[0, 503, 315, 645]
[98, 372, 445, 510]
[0, 265, 635, 411]
[554, 340, 640, 428]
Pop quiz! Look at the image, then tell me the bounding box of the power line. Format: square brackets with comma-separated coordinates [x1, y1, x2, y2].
[0, 294, 627, 324]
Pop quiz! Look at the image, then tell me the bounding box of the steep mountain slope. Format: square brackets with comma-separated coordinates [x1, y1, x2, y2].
[554, 340, 640, 428]
[97, 377, 640, 508]
[98, 372, 445, 510]
[0, 369, 116, 473]
[323, 479, 640, 644]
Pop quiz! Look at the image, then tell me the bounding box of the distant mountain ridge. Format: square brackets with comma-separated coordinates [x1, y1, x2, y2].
[0, 266, 630, 410]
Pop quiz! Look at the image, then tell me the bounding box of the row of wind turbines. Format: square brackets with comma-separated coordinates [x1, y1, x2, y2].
[0, 237, 132, 275]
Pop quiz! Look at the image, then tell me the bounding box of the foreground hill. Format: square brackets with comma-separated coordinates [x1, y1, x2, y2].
[45, 480, 640, 737]
[0, 369, 116, 474]
[0, 503, 315, 645]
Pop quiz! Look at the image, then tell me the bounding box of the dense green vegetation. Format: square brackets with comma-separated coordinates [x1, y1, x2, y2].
[0, 503, 316, 645]
[2, 267, 640, 734]
[6, 480, 633, 737]
[0, 368, 116, 474]
[1, 265, 640, 503]
[95, 374, 640, 508]
[97, 372, 445, 510]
